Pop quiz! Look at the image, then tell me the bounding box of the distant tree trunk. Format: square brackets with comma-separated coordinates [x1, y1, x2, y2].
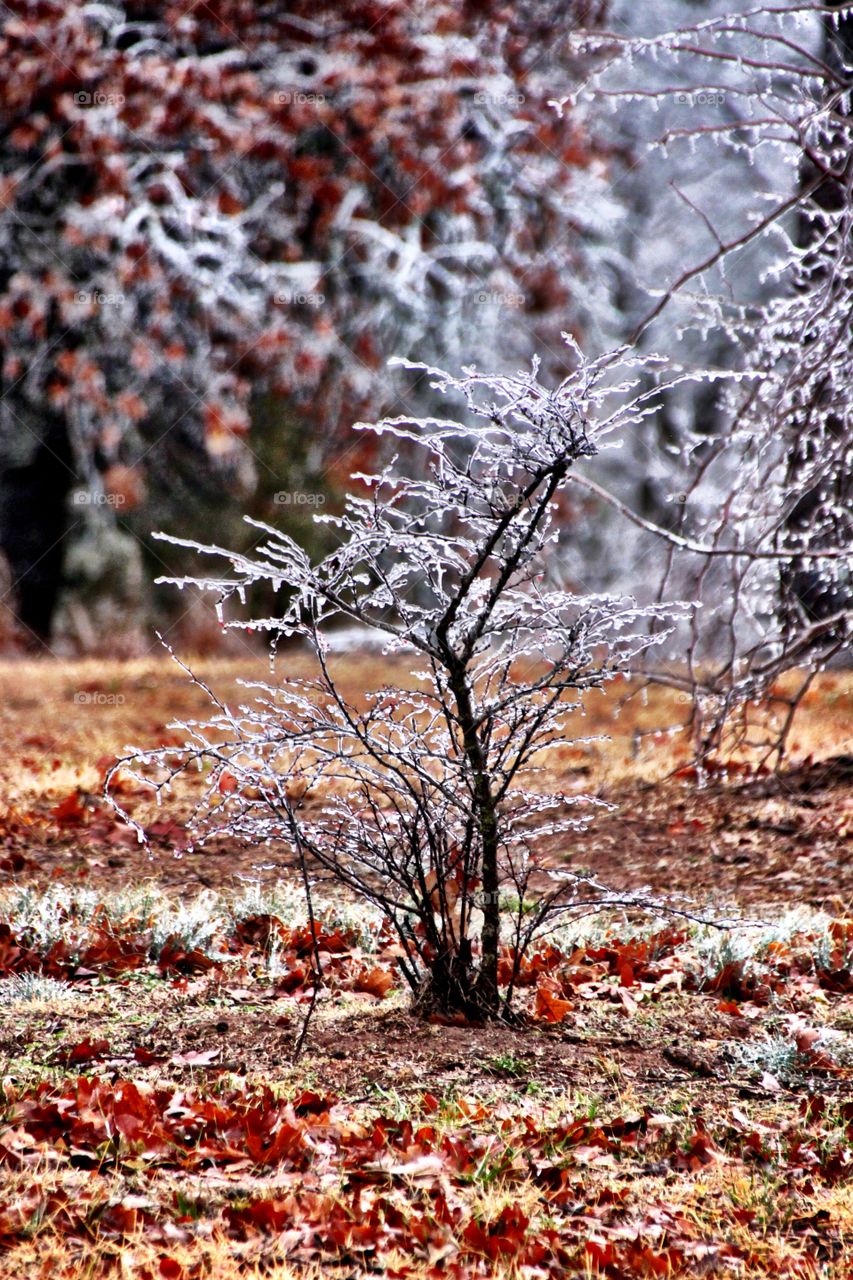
[0, 413, 74, 647]
[781, 4, 853, 642]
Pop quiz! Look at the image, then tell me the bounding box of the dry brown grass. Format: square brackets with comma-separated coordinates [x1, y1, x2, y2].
[1, 656, 850, 804]
[0, 656, 851, 1278]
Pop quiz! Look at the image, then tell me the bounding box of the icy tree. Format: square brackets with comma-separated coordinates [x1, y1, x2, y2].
[560, 1, 853, 764]
[109, 346, 684, 1020]
[0, 0, 604, 646]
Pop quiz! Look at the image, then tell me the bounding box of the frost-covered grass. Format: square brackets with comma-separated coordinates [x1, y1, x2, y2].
[813, 922, 853, 975]
[0, 878, 384, 963]
[229, 880, 309, 926]
[730, 1035, 803, 1085]
[230, 879, 382, 950]
[0, 879, 848, 987]
[730, 1026, 853, 1086]
[0, 973, 78, 1005]
[149, 888, 230, 959]
[690, 907, 847, 987]
[692, 928, 766, 986]
[1, 884, 103, 950]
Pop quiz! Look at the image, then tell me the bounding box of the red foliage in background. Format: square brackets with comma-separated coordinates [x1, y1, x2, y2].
[0, 0, 598, 494]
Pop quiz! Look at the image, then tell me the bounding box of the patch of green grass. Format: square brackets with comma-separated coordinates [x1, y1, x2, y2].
[488, 1052, 528, 1079]
[464, 1144, 521, 1188]
[174, 1192, 207, 1220]
[366, 1083, 412, 1117]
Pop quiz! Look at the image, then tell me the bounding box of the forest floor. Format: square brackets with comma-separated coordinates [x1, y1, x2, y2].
[0, 656, 851, 1279]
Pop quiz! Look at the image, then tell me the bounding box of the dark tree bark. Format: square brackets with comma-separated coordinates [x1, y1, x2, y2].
[0, 414, 74, 646]
[782, 3, 853, 640]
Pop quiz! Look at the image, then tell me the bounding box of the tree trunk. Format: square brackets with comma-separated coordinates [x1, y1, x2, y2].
[446, 664, 503, 1018]
[0, 412, 74, 647]
[472, 808, 501, 1014]
[414, 939, 480, 1018]
[781, 3, 853, 639]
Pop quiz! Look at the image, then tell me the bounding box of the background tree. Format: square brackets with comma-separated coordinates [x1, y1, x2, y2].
[561, 0, 853, 764]
[781, 1, 853, 640]
[0, 0, 605, 650]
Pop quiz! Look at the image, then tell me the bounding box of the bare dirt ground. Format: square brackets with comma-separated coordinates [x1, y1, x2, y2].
[0, 655, 850, 903]
[0, 657, 851, 1278]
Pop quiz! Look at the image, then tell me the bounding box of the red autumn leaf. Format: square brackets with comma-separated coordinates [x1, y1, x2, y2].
[54, 1037, 110, 1065]
[272, 962, 309, 994]
[0, 923, 33, 975]
[146, 818, 184, 842]
[354, 966, 394, 998]
[584, 1240, 617, 1269]
[218, 769, 238, 794]
[627, 1244, 684, 1276]
[133, 1046, 163, 1066]
[534, 981, 573, 1024]
[282, 922, 346, 956]
[817, 966, 853, 993]
[227, 1198, 292, 1233]
[233, 914, 283, 949]
[292, 1090, 334, 1116]
[244, 1120, 307, 1167]
[51, 790, 86, 824]
[675, 1127, 721, 1169]
[793, 1024, 821, 1054]
[801, 1094, 826, 1123]
[0, 851, 29, 873]
[561, 962, 599, 987]
[157, 938, 216, 975]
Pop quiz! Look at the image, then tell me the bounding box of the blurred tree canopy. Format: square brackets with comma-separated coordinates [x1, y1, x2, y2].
[0, 0, 603, 651]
